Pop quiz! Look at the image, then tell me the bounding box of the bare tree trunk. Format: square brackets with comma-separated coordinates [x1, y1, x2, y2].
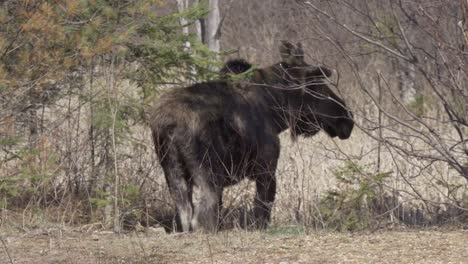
[204, 0, 220, 52]
[27, 104, 38, 151]
[109, 55, 120, 233]
[101, 55, 121, 232]
[177, 0, 221, 52]
[176, 0, 191, 50]
[177, 0, 199, 82]
[460, 0, 468, 52]
[195, 0, 203, 42]
[88, 60, 96, 196]
[103, 183, 113, 228]
[111, 107, 120, 233]
[399, 62, 416, 105]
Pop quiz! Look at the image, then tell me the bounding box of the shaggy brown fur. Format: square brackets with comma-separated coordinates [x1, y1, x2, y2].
[149, 41, 353, 232]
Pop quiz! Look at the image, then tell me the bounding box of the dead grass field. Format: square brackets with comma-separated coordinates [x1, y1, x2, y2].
[1, 227, 466, 264]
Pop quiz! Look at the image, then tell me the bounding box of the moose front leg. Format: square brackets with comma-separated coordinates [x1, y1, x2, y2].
[252, 136, 279, 229]
[253, 175, 276, 229]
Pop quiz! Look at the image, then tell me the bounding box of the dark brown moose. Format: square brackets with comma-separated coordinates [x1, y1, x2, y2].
[149, 41, 354, 232]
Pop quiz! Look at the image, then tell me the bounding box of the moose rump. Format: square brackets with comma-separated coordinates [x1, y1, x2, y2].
[149, 41, 354, 232]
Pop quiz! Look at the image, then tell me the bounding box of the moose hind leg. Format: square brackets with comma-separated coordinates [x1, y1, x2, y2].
[171, 178, 193, 232]
[190, 173, 222, 233]
[253, 176, 276, 229]
[159, 144, 193, 232]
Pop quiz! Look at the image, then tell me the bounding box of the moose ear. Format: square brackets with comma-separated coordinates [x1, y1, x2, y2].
[280, 41, 306, 64]
[294, 42, 304, 61]
[279, 41, 295, 61]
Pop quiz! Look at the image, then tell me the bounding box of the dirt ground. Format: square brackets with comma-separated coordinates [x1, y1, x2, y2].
[1, 226, 467, 264]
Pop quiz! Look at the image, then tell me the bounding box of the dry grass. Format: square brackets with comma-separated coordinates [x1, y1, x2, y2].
[1, 226, 466, 263]
[1, 43, 465, 232]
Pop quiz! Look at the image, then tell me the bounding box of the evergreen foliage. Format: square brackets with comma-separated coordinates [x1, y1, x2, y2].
[0, 0, 219, 227]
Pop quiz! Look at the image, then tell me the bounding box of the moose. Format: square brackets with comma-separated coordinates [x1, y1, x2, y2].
[149, 41, 354, 232]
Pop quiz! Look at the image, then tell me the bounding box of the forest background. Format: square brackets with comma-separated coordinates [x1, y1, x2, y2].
[0, 0, 467, 234]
